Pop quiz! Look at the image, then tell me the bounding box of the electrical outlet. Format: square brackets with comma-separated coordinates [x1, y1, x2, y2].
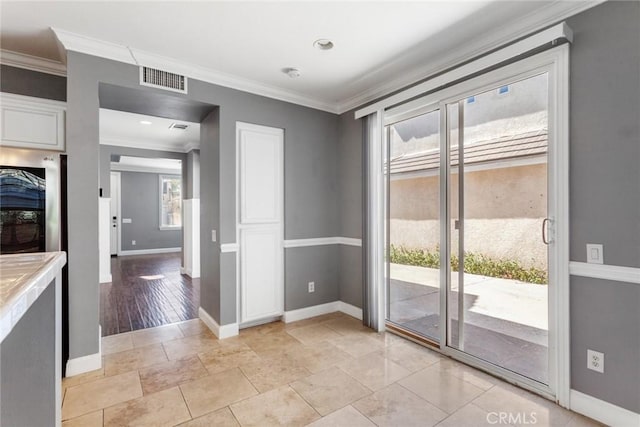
[587, 349, 604, 373]
[308, 282, 315, 293]
[211, 230, 217, 242]
[131, 240, 136, 246]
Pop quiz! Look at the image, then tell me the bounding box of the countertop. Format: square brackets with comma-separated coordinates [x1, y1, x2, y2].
[0, 251, 66, 343]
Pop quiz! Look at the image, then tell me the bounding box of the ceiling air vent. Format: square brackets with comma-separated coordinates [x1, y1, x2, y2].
[140, 66, 187, 93]
[169, 123, 188, 130]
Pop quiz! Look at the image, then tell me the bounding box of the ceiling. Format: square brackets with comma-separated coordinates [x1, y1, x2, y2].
[0, 1, 597, 113]
[100, 109, 200, 152]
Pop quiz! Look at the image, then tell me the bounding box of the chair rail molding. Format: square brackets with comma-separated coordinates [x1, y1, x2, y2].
[569, 262, 640, 285]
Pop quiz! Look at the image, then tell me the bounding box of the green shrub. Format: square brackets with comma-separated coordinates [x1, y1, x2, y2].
[389, 245, 547, 284]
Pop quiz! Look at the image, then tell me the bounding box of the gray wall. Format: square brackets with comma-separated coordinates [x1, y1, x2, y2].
[200, 109, 221, 322]
[337, 110, 364, 308]
[570, 277, 640, 412]
[63, 50, 340, 351]
[566, 1, 640, 412]
[185, 149, 200, 199]
[1, 64, 66, 101]
[1, 280, 56, 427]
[334, 0, 640, 412]
[286, 246, 339, 311]
[119, 171, 182, 251]
[567, 2, 640, 267]
[71, 55, 339, 329]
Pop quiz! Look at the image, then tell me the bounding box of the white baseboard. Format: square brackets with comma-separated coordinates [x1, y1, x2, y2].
[283, 300, 364, 323]
[283, 237, 362, 248]
[180, 267, 200, 278]
[570, 389, 640, 427]
[119, 247, 181, 256]
[283, 302, 339, 323]
[99, 274, 112, 284]
[65, 326, 102, 377]
[337, 301, 363, 320]
[199, 307, 239, 339]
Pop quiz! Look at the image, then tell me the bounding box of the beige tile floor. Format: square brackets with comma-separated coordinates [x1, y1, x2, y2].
[62, 313, 602, 427]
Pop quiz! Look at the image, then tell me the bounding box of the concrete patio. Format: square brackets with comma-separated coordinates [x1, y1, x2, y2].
[389, 263, 548, 384]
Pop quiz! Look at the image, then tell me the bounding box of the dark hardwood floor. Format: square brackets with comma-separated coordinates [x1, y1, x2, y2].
[100, 253, 200, 337]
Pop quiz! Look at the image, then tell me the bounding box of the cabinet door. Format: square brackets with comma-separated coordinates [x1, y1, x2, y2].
[237, 122, 284, 324]
[1, 93, 66, 151]
[240, 226, 283, 322]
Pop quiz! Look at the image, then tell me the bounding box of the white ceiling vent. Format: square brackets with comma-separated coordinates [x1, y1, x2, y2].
[169, 123, 189, 130]
[140, 66, 187, 93]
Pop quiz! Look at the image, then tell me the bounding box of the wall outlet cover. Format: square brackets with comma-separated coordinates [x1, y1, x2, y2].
[587, 349, 604, 373]
[132, 240, 136, 246]
[308, 281, 315, 293]
[586, 244, 603, 264]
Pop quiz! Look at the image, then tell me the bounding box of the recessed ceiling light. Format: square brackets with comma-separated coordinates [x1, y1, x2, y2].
[139, 120, 152, 125]
[313, 39, 334, 51]
[283, 67, 301, 78]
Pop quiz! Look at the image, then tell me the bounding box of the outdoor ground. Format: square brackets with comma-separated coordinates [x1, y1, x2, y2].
[389, 263, 548, 384]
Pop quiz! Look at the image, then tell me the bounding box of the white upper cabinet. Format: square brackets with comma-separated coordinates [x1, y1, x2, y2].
[0, 92, 66, 151]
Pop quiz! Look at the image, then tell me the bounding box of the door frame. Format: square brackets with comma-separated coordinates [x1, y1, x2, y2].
[110, 171, 122, 256]
[378, 45, 570, 405]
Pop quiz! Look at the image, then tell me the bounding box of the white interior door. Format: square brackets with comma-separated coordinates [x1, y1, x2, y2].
[110, 172, 120, 256]
[237, 122, 284, 324]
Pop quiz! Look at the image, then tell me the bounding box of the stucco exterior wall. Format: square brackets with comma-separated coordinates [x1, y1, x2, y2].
[390, 162, 547, 269]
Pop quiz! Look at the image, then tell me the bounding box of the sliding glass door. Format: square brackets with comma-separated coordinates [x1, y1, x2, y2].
[385, 109, 441, 343]
[385, 72, 551, 385]
[446, 73, 549, 384]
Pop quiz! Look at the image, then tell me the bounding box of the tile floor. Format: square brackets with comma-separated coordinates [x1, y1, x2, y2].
[62, 312, 601, 427]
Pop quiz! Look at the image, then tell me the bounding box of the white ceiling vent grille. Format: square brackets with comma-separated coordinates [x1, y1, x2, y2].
[140, 66, 187, 93]
[169, 123, 189, 130]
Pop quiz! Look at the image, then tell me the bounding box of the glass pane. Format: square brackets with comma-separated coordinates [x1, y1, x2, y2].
[447, 73, 549, 384]
[386, 109, 441, 342]
[161, 176, 182, 227]
[0, 167, 46, 253]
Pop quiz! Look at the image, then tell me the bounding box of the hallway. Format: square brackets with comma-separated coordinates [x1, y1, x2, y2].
[100, 253, 200, 336]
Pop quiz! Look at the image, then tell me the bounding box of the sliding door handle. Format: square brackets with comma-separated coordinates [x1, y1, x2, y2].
[542, 218, 551, 245]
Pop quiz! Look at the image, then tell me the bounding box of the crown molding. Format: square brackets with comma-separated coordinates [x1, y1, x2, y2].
[52, 27, 137, 65]
[335, 0, 605, 114]
[129, 48, 338, 113]
[100, 136, 199, 153]
[184, 142, 200, 153]
[51, 27, 338, 114]
[0, 49, 67, 77]
[23, 1, 602, 115]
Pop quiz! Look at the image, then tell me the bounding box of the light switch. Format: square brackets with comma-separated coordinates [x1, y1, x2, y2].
[211, 230, 217, 242]
[586, 244, 603, 264]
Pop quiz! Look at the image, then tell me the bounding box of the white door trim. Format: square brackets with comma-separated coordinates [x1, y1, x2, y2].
[377, 45, 570, 406]
[110, 171, 122, 256]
